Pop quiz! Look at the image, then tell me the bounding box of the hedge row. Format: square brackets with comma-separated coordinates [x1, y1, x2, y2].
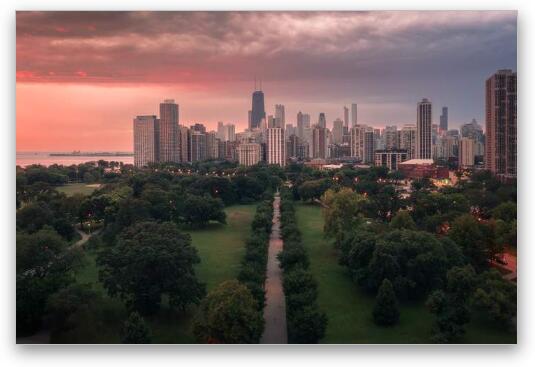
[278, 189, 327, 343]
[237, 196, 274, 311]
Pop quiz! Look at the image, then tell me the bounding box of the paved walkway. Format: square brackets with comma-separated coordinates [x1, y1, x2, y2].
[260, 194, 288, 344]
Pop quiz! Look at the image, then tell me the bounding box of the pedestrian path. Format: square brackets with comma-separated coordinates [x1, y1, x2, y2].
[260, 193, 288, 344]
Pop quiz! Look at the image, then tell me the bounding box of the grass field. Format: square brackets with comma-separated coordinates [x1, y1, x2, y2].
[295, 203, 516, 344]
[56, 204, 256, 344]
[56, 183, 101, 196]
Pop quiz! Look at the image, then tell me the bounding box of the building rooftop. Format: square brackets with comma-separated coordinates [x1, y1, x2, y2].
[399, 159, 435, 165]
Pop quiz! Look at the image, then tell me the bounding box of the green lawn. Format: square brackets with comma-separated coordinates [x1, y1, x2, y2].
[56, 204, 256, 344]
[295, 203, 516, 344]
[56, 183, 101, 196]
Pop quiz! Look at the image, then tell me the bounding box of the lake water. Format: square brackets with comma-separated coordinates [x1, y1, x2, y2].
[16, 152, 134, 167]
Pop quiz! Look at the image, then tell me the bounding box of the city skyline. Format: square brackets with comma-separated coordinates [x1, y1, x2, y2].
[16, 11, 516, 151]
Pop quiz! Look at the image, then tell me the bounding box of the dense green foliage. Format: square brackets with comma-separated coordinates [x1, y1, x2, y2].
[193, 280, 264, 343]
[97, 221, 205, 315]
[279, 189, 327, 343]
[122, 312, 152, 344]
[373, 279, 400, 326]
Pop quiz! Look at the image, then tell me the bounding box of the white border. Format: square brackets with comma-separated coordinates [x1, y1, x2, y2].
[2, 1, 534, 366]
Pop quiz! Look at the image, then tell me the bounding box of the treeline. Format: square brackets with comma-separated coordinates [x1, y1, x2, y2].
[278, 189, 327, 343]
[322, 186, 517, 343]
[193, 197, 274, 343]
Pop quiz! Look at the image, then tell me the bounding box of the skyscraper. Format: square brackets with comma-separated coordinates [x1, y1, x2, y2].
[250, 90, 266, 130]
[351, 103, 358, 127]
[343, 106, 349, 130]
[159, 99, 179, 162]
[178, 125, 190, 163]
[416, 98, 432, 159]
[133, 115, 159, 167]
[332, 118, 344, 144]
[312, 126, 327, 159]
[275, 104, 285, 127]
[400, 124, 417, 160]
[459, 138, 475, 168]
[266, 127, 286, 166]
[190, 131, 207, 162]
[384, 125, 399, 150]
[440, 107, 448, 132]
[485, 69, 517, 177]
[318, 113, 326, 128]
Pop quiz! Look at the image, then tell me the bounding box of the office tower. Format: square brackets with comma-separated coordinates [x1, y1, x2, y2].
[416, 98, 432, 159]
[303, 127, 313, 158]
[350, 125, 363, 160]
[400, 124, 417, 160]
[237, 143, 262, 166]
[443, 135, 459, 159]
[248, 110, 252, 129]
[332, 118, 344, 144]
[343, 106, 349, 130]
[287, 134, 299, 159]
[178, 125, 191, 163]
[190, 131, 207, 162]
[459, 138, 475, 168]
[250, 90, 266, 130]
[285, 124, 296, 137]
[297, 111, 311, 140]
[191, 123, 206, 134]
[351, 103, 358, 127]
[312, 126, 327, 159]
[363, 130, 375, 164]
[206, 131, 218, 159]
[133, 115, 159, 167]
[384, 125, 399, 150]
[374, 150, 408, 171]
[217, 121, 225, 140]
[266, 127, 286, 166]
[486, 69, 517, 177]
[461, 118, 483, 141]
[159, 99, 179, 162]
[219, 140, 238, 162]
[440, 107, 448, 132]
[275, 104, 285, 127]
[318, 113, 327, 129]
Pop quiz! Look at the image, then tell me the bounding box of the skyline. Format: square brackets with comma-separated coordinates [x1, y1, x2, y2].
[16, 11, 517, 151]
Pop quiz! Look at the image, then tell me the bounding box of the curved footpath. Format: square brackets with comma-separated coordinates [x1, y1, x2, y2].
[260, 193, 288, 344]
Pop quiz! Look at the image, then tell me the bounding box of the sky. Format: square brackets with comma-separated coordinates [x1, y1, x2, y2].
[16, 11, 517, 151]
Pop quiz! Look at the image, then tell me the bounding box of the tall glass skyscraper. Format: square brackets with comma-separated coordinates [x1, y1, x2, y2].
[250, 90, 265, 130]
[159, 99, 179, 162]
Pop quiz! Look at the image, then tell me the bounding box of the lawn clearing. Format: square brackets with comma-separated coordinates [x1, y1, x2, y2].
[295, 203, 516, 344]
[56, 183, 101, 196]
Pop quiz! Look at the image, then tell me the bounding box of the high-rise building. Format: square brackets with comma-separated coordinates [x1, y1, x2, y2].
[285, 124, 296, 137]
[217, 121, 225, 140]
[440, 107, 448, 132]
[133, 115, 159, 167]
[459, 138, 475, 168]
[399, 124, 417, 160]
[343, 106, 349, 130]
[363, 130, 375, 164]
[351, 103, 358, 127]
[384, 125, 399, 150]
[237, 143, 262, 166]
[190, 131, 206, 162]
[159, 99, 179, 162]
[206, 131, 218, 159]
[266, 127, 286, 166]
[286, 134, 300, 159]
[332, 118, 344, 144]
[318, 113, 327, 128]
[250, 90, 266, 130]
[275, 104, 285, 127]
[312, 126, 327, 159]
[485, 69, 517, 177]
[416, 98, 432, 159]
[297, 111, 310, 140]
[178, 125, 190, 162]
[350, 125, 365, 161]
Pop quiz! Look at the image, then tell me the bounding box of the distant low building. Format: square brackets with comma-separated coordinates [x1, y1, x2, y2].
[398, 159, 449, 179]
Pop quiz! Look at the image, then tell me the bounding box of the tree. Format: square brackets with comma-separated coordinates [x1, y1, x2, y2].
[491, 201, 516, 222]
[98, 221, 205, 315]
[322, 188, 366, 238]
[448, 214, 489, 270]
[16, 201, 54, 233]
[287, 305, 327, 343]
[16, 227, 82, 335]
[180, 194, 226, 227]
[426, 265, 476, 343]
[373, 279, 400, 326]
[473, 270, 517, 329]
[298, 179, 331, 202]
[390, 210, 416, 230]
[193, 280, 263, 343]
[122, 312, 151, 344]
